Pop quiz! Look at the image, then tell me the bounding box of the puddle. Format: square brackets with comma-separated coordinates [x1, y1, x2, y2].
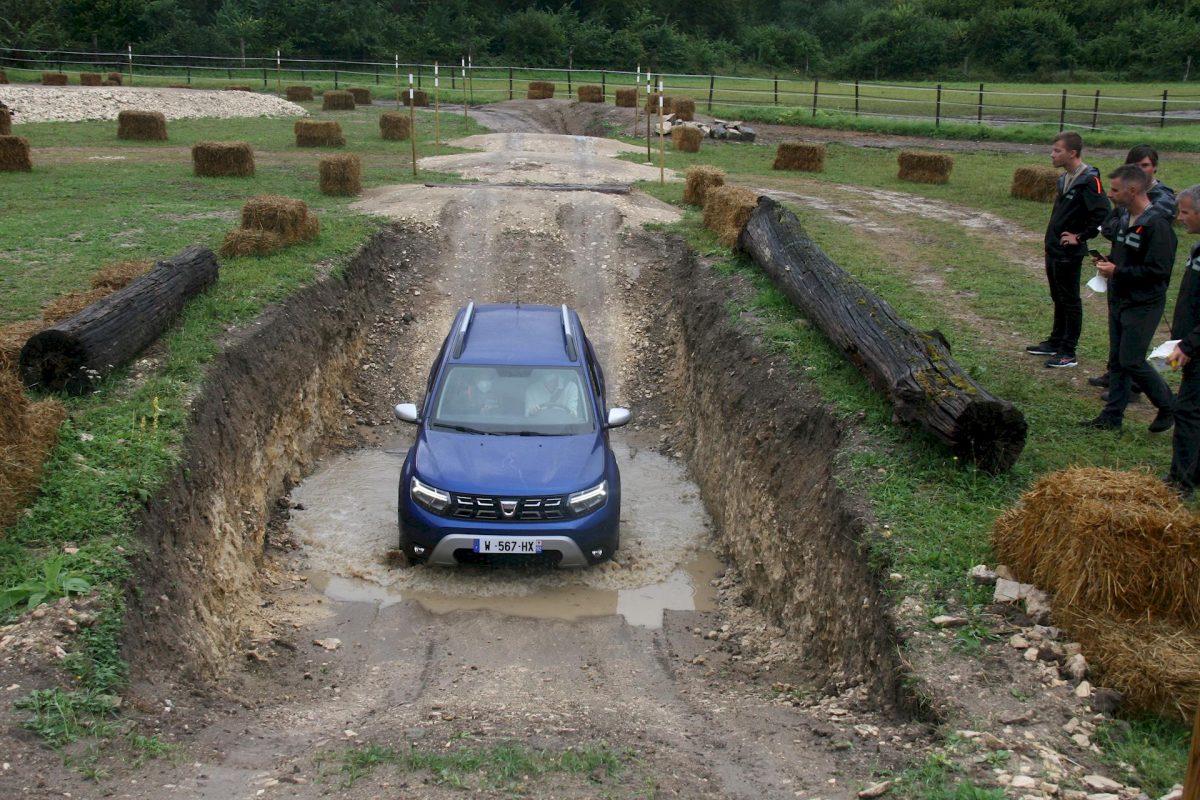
[288, 440, 721, 628]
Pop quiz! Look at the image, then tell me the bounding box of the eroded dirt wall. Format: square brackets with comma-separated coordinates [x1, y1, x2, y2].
[662, 242, 903, 705]
[124, 231, 408, 679]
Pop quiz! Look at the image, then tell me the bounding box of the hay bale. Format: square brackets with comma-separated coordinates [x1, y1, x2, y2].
[348, 87, 371, 105]
[993, 467, 1200, 627]
[0, 320, 44, 375]
[0, 106, 10, 136]
[103, 79, 121, 87]
[41, 72, 67, 86]
[0, 136, 32, 172]
[773, 141, 826, 173]
[319, 153, 362, 197]
[401, 90, 429, 107]
[107, 72, 123, 85]
[645, 93, 675, 115]
[898, 150, 953, 184]
[42, 289, 110, 325]
[224, 85, 253, 92]
[240, 194, 317, 243]
[219, 228, 283, 259]
[322, 90, 355, 111]
[684, 165, 725, 206]
[1011, 165, 1059, 203]
[90, 260, 152, 292]
[117, 110, 167, 141]
[192, 141, 254, 177]
[294, 119, 345, 147]
[379, 112, 411, 141]
[615, 88, 637, 108]
[0, 372, 66, 533]
[671, 126, 702, 153]
[286, 85, 314, 102]
[80, 72, 103, 86]
[577, 85, 604, 103]
[703, 184, 760, 248]
[527, 81, 555, 100]
[673, 98, 695, 121]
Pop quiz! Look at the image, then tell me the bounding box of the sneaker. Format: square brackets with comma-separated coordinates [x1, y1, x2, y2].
[1162, 475, 1195, 500]
[1087, 373, 1110, 388]
[1079, 415, 1121, 430]
[1149, 409, 1175, 433]
[1045, 354, 1078, 368]
[1025, 341, 1057, 356]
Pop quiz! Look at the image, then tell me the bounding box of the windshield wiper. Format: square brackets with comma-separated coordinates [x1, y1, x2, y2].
[510, 430, 556, 437]
[432, 423, 497, 435]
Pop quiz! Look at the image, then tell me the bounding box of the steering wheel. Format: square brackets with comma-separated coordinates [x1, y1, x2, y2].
[533, 402, 573, 415]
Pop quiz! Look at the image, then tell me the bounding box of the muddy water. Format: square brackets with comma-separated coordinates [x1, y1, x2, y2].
[288, 438, 720, 629]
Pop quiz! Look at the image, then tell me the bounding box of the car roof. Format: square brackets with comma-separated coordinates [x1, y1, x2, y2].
[450, 303, 583, 366]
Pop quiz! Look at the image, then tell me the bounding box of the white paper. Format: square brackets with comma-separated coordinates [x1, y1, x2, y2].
[1150, 339, 1182, 360]
[1086, 273, 1107, 293]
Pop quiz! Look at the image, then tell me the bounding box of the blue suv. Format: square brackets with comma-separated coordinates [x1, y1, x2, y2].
[393, 303, 630, 566]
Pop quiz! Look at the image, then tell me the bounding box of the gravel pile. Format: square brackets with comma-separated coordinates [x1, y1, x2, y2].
[0, 85, 306, 124]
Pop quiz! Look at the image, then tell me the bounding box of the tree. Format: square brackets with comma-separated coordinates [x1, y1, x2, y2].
[500, 8, 567, 66]
[965, 7, 1075, 78]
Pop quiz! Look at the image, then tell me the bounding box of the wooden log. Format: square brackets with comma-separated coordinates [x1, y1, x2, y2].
[1185, 699, 1199, 800]
[20, 246, 219, 394]
[738, 197, 1026, 473]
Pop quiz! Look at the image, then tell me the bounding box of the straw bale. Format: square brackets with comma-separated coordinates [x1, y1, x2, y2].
[379, 112, 411, 141]
[0, 372, 66, 533]
[577, 85, 604, 103]
[527, 81, 555, 100]
[993, 467, 1200, 627]
[80, 72, 103, 86]
[241, 194, 313, 243]
[322, 90, 355, 111]
[401, 90, 429, 107]
[703, 185, 760, 248]
[103, 80, 121, 86]
[41, 73, 68, 86]
[671, 126, 702, 153]
[615, 88, 637, 108]
[224, 85, 253, 92]
[107, 72, 123, 85]
[645, 93, 675, 115]
[673, 98, 695, 121]
[286, 85, 314, 102]
[1011, 165, 1059, 203]
[0, 106, 10, 136]
[294, 119, 345, 147]
[773, 141, 826, 173]
[219, 228, 283, 258]
[348, 88, 372, 105]
[319, 153, 362, 197]
[684, 165, 725, 206]
[42, 289, 110, 325]
[117, 109, 167, 141]
[0, 136, 32, 172]
[0, 320, 44, 375]
[90, 259, 152, 291]
[898, 150, 953, 184]
[192, 141, 254, 177]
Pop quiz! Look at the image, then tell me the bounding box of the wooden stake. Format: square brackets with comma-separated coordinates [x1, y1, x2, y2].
[408, 75, 417, 178]
[1184, 700, 1199, 800]
[434, 63, 441, 146]
[633, 65, 640, 133]
[658, 80, 664, 185]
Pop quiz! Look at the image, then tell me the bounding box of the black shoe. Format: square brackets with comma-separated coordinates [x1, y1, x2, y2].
[1149, 409, 1175, 433]
[1045, 354, 1078, 368]
[1100, 391, 1140, 403]
[1079, 415, 1121, 430]
[1163, 475, 1194, 500]
[1087, 373, 1111, 388]
[1026, 340, 1058, 356]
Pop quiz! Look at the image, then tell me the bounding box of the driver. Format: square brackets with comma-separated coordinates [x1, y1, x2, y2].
[525, 370, 580, 418]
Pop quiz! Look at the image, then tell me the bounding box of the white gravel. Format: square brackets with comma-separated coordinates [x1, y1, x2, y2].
[0, 85, 306, 124]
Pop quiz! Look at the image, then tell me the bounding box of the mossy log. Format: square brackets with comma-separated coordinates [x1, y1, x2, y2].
[20, 246, 219, 394]
[738, 196, 1026, 473]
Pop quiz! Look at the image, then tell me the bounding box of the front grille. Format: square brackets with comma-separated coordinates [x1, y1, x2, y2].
[449, 494, 566, 521]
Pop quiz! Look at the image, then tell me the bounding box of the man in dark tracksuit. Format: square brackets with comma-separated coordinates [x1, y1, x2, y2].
[1031, 132, 1111, 369]
[1083, 164, 1177, 431]
[1165, 186, 1200, 496]
[1091, 144, 1177, 393]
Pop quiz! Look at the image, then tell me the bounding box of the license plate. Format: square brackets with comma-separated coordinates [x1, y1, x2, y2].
[472, 536, 543, 555]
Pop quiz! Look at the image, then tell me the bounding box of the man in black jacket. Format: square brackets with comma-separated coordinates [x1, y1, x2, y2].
[1165, 185, 1200, 495]
[1082, 164, 1177, 431]
[1030, 132, 1111, 369]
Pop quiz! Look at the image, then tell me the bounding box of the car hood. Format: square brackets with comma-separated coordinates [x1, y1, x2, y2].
[413, 429, 606, 495]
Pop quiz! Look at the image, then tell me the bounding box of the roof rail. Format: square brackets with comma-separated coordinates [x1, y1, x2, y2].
[452, 301, 475, 358]
[560, 305, 578, 362]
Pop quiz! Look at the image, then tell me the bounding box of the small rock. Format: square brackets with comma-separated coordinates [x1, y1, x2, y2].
[1072, 733, 1091, 748]
[1083, 776, 1124, 792]
[1011, 776, 1039, 790]
[312, 638, 341, 651]
[1158, 785, 1183, 800]
[857, 781, 893, 799]
[996, 564, 1016, 580]
[691, 655, 706, 665]
[995, 578, 1036, 603]
[1042, 783, 1060, 796]
[1024, 646, 1040, 662]
[932, 615, 967, 628]
[1063, 653, 1089, 682]
[1010, 634, 1030, 649]
[1063, 793, 1087, 800]
[1089, 688, 1123, 715]
[1074, 680, 1092, 698]
[1086, 794, 1120, 800]
[1024, 589, 1053, 623]
[969, 564, 997, 585]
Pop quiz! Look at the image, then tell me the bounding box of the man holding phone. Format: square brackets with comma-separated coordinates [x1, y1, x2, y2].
[1164, 185, 1200, 496]
[1030, 132, 1111, 369]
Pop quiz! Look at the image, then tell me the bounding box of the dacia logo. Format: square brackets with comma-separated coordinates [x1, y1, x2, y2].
[500, 500, 518, 518]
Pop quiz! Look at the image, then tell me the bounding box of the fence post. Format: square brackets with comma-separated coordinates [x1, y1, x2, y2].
[508, 67, 513, 100]
[262, 67, 267, 88]
[601, 70, 605, 98]
[811, 78, 818, 117]
[567, 68, 572, 94]
[1059, 89, 1067, 130]
[301, 67, 305, 81]
[935, 83, 942, 128]
[1091, 89, 1101, 130]
[855, 80, 860, 117]
[334, 69, 338, 89]
[977, 83, 984, 124]
[707, 74, 714, 112]
[417, 64, 422, 89]
[375, 64, 380, 85]
[774, 74, 779, 106]
[187, 65, 191, 85]
[1161, 89, 1169, 128]
[227, 67, 232, 80]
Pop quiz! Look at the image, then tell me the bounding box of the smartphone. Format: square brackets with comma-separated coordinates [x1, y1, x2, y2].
[1088, 249, 1105, 259]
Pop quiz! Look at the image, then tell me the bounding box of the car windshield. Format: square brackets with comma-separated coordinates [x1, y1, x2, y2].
[431, 365, 595, 435]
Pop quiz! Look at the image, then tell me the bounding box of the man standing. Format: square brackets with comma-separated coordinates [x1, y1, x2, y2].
[1029, 132, 1111, 368]
[1165, 185, 1200, 495]
[1082, 164, 1177, 431]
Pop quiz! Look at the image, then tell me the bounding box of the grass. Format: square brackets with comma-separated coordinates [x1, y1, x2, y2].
[1094, 716, 1192, 796]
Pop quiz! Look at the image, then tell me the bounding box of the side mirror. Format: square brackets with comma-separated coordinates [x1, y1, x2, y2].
[605, 408, 631, 429]
[394, 403, 420, 424]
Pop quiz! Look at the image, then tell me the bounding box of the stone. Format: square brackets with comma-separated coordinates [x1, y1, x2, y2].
[1062, 792, 1087, 800]
[932, 615, 968, 628]
[1063, 653, 1088, 681]
[1010, 634, 1030, 649]
[1086, 795, 1120, 800]
[1089, 688, 1123, 715]
[1024, 589, 1053, 623]
[995, 578, 1034, 603]
[969, 564, 998, 584]
[1072, 733, 1091, 748]
[857, 781, 893, 799]
[1083, 776, 1123, 792]
[312, 638, 341, 651]
[1011, 776, 1039, 789]
[1158, 786, 1182, 800]
[1024, 647, 1040, 662]
[996, 564, 1016, 580]
[1074, 681, 1092, 698]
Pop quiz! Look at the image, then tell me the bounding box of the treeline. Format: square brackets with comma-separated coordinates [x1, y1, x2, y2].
[1, 0, 1197, 81]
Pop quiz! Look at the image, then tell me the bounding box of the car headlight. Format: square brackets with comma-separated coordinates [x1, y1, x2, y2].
[410, 476, 451, 514]
[568, 480, 608, 515]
